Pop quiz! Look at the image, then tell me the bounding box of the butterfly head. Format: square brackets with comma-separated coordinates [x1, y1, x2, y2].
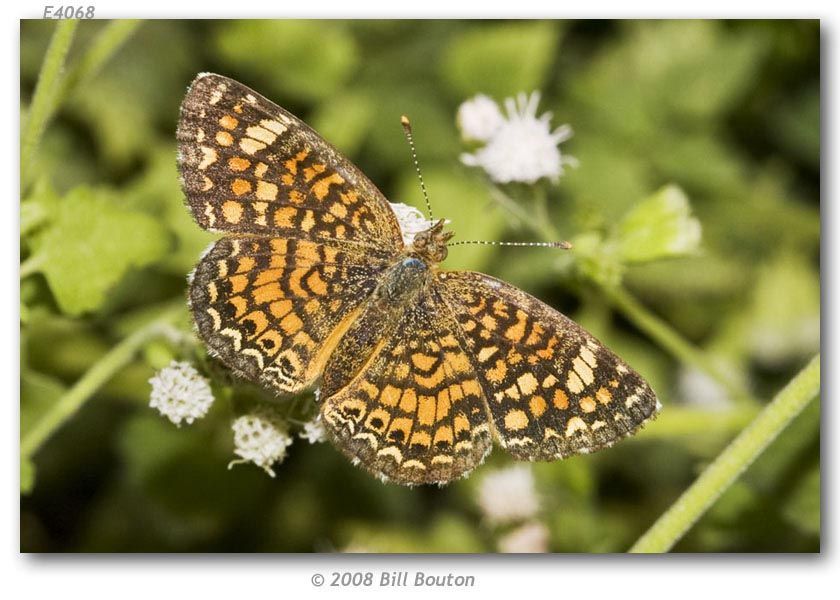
[409, 219, 454, 264]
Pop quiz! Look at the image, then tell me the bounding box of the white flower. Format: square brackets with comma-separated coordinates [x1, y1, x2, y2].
[498, 521, 550, 553]
[677, 367, 730, 410]
[457, 94, 504, 142]
[477, 465, 540, 525]
[229, 407, 293, 477]
[461, 92, 576, 184]
[388, 202, 442, 245]
[148, 361, 214, 426]
[299, 416, 328, 444]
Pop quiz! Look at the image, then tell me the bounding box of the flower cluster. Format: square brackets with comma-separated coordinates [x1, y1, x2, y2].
[459, 92, 576, 184]
[148, 361, 215, 426]
[230, 406, 294, 477]
[476, 464, 541, 525]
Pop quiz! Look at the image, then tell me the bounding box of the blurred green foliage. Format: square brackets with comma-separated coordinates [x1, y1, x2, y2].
[20, 19, 819, 552]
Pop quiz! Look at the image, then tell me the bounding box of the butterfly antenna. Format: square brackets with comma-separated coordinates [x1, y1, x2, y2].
[448, 240, 573, 249]
[400, 115, 434, 221]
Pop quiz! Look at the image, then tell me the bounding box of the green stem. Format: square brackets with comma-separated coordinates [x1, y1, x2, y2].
[20, 306, 182, 459]
[629, 354, 820, 553]
[20, 20, 78, 187]
[603, 285, 756, 406]
[53, 20, 142, 113]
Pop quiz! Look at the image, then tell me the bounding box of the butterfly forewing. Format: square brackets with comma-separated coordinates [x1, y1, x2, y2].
[177, 73, 404, 250]
[437, 271, 660, 459]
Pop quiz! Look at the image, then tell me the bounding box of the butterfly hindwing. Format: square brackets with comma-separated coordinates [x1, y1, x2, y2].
[320, 288, 493, 485]
[177, 73, 404, 251]
[437, 271, 660, 460]
[189, 236, 393, 394]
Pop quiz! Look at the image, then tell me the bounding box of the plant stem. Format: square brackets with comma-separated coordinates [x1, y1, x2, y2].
[629, 353, 820, 553]
[20, 20, 78, 187]
[53, 20, 142, 113]
[489, 184, 756, 405]
[20, 306, 182, 459]
[603, 285, 756, 406]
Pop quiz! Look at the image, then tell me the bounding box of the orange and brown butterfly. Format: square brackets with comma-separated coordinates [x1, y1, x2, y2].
[177, 73, 660, 486]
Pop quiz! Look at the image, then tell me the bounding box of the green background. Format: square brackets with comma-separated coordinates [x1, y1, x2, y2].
[20, 19, 819, 552]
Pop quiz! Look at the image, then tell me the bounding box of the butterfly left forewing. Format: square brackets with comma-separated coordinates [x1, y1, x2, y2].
[177, 73, 404, 251]
[437, 271, 660, 460]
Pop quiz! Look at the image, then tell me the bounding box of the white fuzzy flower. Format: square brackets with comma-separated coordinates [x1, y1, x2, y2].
[457, 94, 504, 142]
[498, 521, 550, 553]
[461, 92, 575, 184]
[389, 202, 441, 245]
[477, 465, 540, 525]
[229, 407, 293, 477]
[148, 361, 214, 426]
[299, 416, 328, 444]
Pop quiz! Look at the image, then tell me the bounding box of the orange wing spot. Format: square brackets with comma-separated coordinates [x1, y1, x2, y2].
[415, 368, 445, 389]
[269, 239, 288, 254]
[486, 358, 508, 384]
[504, 409, 529, 431]
[288, 189, 304, 204]
[306, 270, 328, 296]
[517, 372, 539, 396]
[358, 379, 379, 399]
[216, 131, 234, 146]
[454, 413, 470, 435]
[235, 255, 256, 274]
[433, 426, 454, 448]
[228, 295, 248, 319]
[436, 388, 451, 421]
[444, 351, 471, 374]
[330, 202, 348, 219]
[596, 387, 613, 404]
[553, 388, 569, 410]
[231, 178, 252, 196]
[254, 162, 268, 178]
[411, 353, 437, 371]
[409, 430, 431, 449]
[228, 157, 250, 171]
[303, 163, 327, 182]
[303, 298, 321, 315]
[253, 268, 282, 287]
[201, 176, 213, 191]
[480, 314, 497, 331]
[240, 310, 269, 338]
[529, 395, 547, 418]
[279, 312, 303, 335]
[281, 173, 295, 186]
[269, 299, 293, 319]
[274, 206, 296, 228]
[252, 282, 283, 305]
[399, 388, 417, 412]
[288, 268, 307, 297]
[565, 416, 588, 437]
[219, 114, 238, 130]
[255, 330, 282, 356]
[609, 379, 620, 388]
[233, 103, 243, 114]
[365, 408, 391, 433]
[504, 384, 520, 400]
[461, 379, 481, 397]
[341, 190, 359, 205]
[311, 173, 345, 200]
[301, 210, 316, 232]
[579, 396, 597, 413]
[449, 383, 464, 403]
[505, 311, 528, 342]
[387, 417, 413, 441]
[477, 346, 499, 363]
[221, 200, 243, 224]
[228, 274, 248, 294]
[380, 385, 401, 407]
[334, 224, 346, 238]
[417, 396, 436, 426]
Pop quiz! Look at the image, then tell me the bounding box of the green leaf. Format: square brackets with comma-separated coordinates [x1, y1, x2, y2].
[612, 185, 702, 264]
[441, 22, 561, 100]
[29, 185, 169, 315]
[214, 20, 359, 103]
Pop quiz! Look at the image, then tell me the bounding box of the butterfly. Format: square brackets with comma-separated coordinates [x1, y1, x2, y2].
[177, 73, 660, 486]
